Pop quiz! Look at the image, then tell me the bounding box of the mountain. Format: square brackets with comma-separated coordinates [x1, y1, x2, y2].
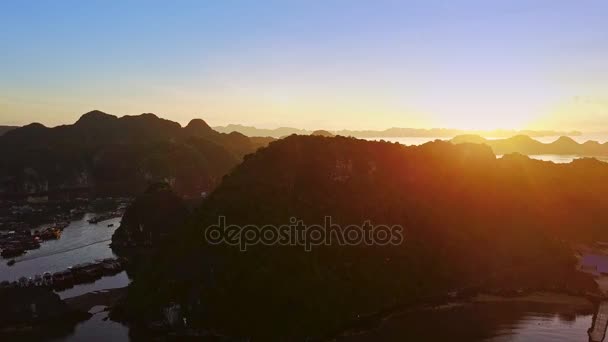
[120, 136, 604, 340]
[213, 124, 310, 138]
[112, 182, 189, 250]
[310, 129, 335, 137]
[0, 126, 17, 136]
[214, 124, 580, 139]
[0, 111, 274, 198]
[452, 134, 608, 156]
[336, 128, 582, 138]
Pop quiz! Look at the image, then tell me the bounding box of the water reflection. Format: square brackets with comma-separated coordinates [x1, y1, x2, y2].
[0, 214, 122, 282]
[340, 302, 596, 342]
[51, 306, 129, 342]
[364, 136, 608, 164]
[58, 271, 129, 299]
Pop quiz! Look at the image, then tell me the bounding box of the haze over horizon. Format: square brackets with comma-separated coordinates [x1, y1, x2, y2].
[2, 0, 608, 131]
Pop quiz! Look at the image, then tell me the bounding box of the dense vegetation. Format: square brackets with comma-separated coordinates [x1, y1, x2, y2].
[0, 111, 273, 198]
[121, 136, 606, 340]
[112, 182, 189, 249]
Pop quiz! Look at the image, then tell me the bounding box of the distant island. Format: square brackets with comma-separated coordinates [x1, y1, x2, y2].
[214, 124, 581, 139]
[310, 129, 335, 137]
[452, 134, 608, 156]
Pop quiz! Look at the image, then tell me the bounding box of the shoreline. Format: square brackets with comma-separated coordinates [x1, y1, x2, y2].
[65, 287, 128, 313]
[471, 291, 594, 307]
[71, 287, 601, 341]
[333, 290, 599, 340]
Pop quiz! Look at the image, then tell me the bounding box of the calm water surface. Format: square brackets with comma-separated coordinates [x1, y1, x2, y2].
[0, 214, 122, 282]
[344, 302, 599, 342]
[52, 306, 130, 342]
[365, 134, 608, 146]
[365, 136, 608, 163]
[52, 302, 601, 342]
[0, 213, 131, 302]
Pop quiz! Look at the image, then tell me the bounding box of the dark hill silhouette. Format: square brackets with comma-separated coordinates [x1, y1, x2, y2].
[0, 126, 17, 136]
[452, 134, 608, 156]
[213, 124, 310, 138]
[112, 182, 189, 250]
[121, 136, 604, 339]
[311, 129, 335, 137]
[214, 124, 581, 139]
[184, 118, 214, 135]
[0, 111, 273, 198]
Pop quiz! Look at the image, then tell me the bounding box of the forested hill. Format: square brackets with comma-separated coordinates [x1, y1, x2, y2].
[0, 126, 16, 136]
[122, 135, 606, 340]
[0, 111, 273, 198]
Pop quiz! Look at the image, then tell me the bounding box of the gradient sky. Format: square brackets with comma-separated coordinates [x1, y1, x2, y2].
[1, 0, 607, 131]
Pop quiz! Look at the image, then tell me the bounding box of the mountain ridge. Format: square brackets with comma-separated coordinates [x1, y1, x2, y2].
[120, 135, 606, 339]
[0, 111, 273, 198]
[452, 134, 608, 156]
[213, 124, 582, 139]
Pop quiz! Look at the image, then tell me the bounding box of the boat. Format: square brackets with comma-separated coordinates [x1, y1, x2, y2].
[52, 271, 64, 283]
[63, 270, 74, 284]
[52, 270, 74, 289]
[38, 227, 62, 240]
[6, 259, 15, 266]
[1, 247, 25, 258]
[100, 258, 122, 274]
[70, 263, 101, 282]
[52, 228, 62, 239]
[43, 272, 53, 286]
[34, 274, 43, 287]
[107, 223, 114, 227]
[18, 276, 28, 288]
[56, 222, 70, 229]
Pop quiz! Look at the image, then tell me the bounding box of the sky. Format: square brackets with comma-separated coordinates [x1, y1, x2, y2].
[1, 0, 608, 131]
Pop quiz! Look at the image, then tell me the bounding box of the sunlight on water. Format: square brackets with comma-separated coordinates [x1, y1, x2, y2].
[364, 134, 608, 146]
[484, 314, 593, 342]
[514, 155, 608, 164]
[58, 271, 129, 299]
[342, 302, 597, 342]
[364, 136, 608, 164]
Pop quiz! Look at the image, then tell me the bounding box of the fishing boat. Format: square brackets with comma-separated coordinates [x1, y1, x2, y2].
[18, 276, 29, 288]
[43, 272, 53, 286]
[1, 247, 25, 258]
[34, 274, 43, 287]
